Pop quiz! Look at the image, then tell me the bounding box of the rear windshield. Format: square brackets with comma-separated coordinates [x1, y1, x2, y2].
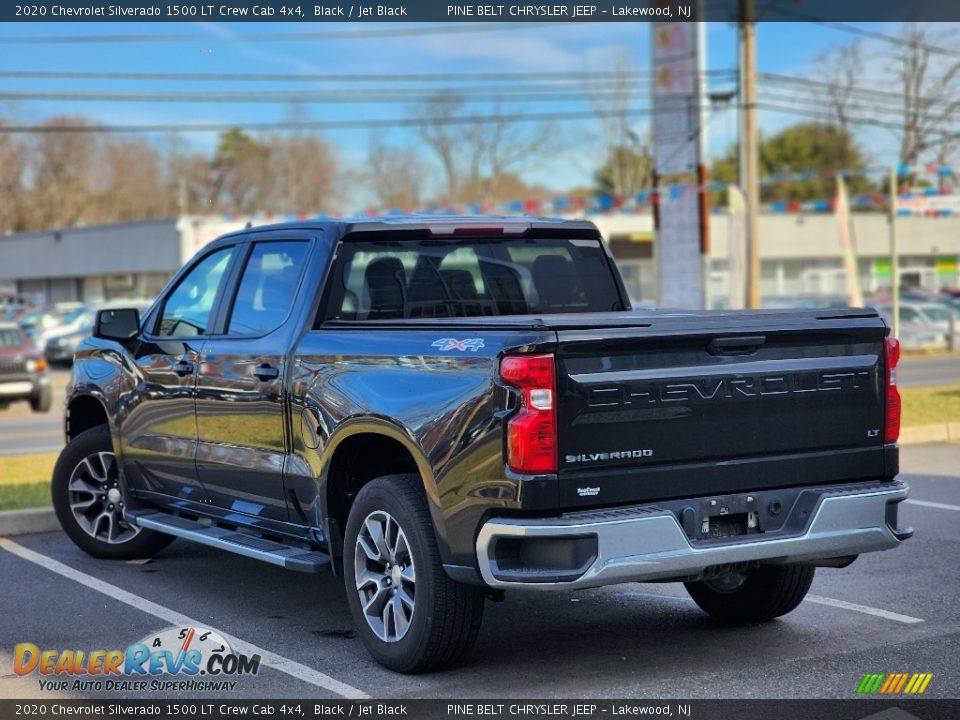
[328, 237, 623, 321]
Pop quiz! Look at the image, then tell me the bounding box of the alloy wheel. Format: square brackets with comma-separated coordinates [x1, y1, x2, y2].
[354, 510, 416, 643]
[67, 452, 140, 545]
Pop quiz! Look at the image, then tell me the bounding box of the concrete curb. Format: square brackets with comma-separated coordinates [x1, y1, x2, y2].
[899, 423, 960, 446]
[0, 507, 59, 537]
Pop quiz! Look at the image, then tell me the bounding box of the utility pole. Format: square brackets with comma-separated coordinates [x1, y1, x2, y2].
[889, 166, 900, 339]
[178, 176, 188, 216]
[740, 0, 760, 308]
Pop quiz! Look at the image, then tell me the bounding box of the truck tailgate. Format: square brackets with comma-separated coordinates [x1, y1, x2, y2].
[554, 310, 892, 508]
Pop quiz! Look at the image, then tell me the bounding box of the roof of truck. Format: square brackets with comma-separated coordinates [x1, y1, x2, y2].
[214, 215, 601, 244]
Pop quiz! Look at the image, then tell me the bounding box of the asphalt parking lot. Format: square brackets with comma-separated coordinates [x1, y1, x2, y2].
[1, 444, 958, 701]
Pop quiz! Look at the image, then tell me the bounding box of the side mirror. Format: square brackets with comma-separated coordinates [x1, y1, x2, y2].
[94, 308, 140, 342]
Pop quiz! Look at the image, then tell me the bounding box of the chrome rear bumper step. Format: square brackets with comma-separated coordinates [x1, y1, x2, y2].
[476, 481, 910, 589]
[127, 510, 330, 573]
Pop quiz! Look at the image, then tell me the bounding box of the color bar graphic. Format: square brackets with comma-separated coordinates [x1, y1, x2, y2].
[857, 672, 933, 694]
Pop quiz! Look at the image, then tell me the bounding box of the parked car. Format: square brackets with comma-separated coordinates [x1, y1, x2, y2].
[873, 305, 949, 351]
[18, 303, 89, 347]
[45, 300, 153, 366]
[34, 306, 95, 350]
[1, 304, 31, 323]
[55, 217, 911, 672]
[876, 302, 959, 348]
[0, 323, 52, 412]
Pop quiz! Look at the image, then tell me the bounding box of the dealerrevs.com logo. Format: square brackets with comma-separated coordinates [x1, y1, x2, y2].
[14, 626, 261, 693]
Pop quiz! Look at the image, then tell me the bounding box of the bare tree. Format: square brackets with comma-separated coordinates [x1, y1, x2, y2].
[264, 134, 338, 214]
[27, 116, 100, 230]
[413, 92, 463, 202]
[0, 119, 28, 233]
[412, 93, 555, 204]
[813, 41, 864, 167]
[890, 23, 960, 168]
[165, 132, 216, 215]
[93, 139, 169, 223]
[367, 137, 424, 210]
[587, 55, 649, 197]
[469, 105, 554, 203]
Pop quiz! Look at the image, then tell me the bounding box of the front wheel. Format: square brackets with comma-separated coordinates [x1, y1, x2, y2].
[343, 473, 485, 673]
[30, 386, 52, 413]
[52, 425, 174, 560]
[684, 564, 815, 622]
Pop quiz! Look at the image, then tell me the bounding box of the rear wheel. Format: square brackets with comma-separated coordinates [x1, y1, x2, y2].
[52, 425, 174, 560]
[343, 473, 485, 673]
[684, 565, 815, 622]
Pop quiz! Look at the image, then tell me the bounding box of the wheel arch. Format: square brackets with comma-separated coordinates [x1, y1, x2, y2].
[66, 393, 111, 443]
[321, 418, 444, 566]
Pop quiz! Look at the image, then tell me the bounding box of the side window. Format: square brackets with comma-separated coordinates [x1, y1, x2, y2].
[157, 247, 234, 337]
[227, 241, 309, 336]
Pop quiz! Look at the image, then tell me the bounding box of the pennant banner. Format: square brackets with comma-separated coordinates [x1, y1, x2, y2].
[211, 164, 960, 222]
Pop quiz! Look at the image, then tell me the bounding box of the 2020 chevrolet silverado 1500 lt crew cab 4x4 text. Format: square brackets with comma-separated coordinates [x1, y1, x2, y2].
[54, 217, 912, 672]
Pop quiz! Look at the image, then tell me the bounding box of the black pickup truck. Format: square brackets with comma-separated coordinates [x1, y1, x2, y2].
[53, 216, 911, 672]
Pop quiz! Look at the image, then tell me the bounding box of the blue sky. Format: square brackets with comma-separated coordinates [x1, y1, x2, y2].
[0, 21, 918, 204]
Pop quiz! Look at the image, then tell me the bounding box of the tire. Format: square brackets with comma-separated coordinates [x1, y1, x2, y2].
[343, 473, 485, 673]
[684, 565, 815, 623]
[52, 425, 174, 560]
[30, 386, 52, 413]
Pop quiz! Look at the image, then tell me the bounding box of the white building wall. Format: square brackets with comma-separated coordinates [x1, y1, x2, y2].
[2, 213, 958, 307]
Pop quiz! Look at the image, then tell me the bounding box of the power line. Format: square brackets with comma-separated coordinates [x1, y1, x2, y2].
[756, 101, 956, 143]
[766, 4, 960, 59]
[0, 108, 646, 134]
[0, 76, 917, 116]
[0, 22, 553, 45]
[0, 69, 737, 83]
[2, 97, 946, 138]
[0, 70, 930, 111]
[0, 103, 739, 134]
[760, 72, 957, 110]
[0, 80, 716, 105]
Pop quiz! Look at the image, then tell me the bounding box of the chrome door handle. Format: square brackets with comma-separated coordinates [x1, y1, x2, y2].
[254, 364, 280, 381]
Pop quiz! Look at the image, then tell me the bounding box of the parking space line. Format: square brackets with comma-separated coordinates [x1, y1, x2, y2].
[807, 595, 924, 624]
[906, 498, 960, 512]
[0, 537, 369, 699]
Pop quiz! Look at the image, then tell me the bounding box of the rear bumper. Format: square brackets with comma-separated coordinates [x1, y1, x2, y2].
[475, 481, 910, 590]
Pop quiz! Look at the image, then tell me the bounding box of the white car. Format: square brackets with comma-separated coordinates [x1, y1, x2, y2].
[876, 303, 956, 350]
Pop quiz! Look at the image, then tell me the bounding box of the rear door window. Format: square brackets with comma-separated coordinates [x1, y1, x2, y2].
[227, 241, 309, 336]
[330, 237, 622, 320]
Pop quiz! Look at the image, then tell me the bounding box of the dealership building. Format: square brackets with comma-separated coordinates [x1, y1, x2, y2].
[1, 213, 958, 307]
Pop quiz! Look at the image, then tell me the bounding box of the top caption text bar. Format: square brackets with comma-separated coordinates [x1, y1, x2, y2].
[3, 0, 958, 23]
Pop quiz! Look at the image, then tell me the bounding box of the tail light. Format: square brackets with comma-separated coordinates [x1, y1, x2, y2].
[884, 337, 901, 443]
[500, 353, 557, 474]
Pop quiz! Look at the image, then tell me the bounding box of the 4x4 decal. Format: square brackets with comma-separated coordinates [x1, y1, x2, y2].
[431, 338, 485, 352]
